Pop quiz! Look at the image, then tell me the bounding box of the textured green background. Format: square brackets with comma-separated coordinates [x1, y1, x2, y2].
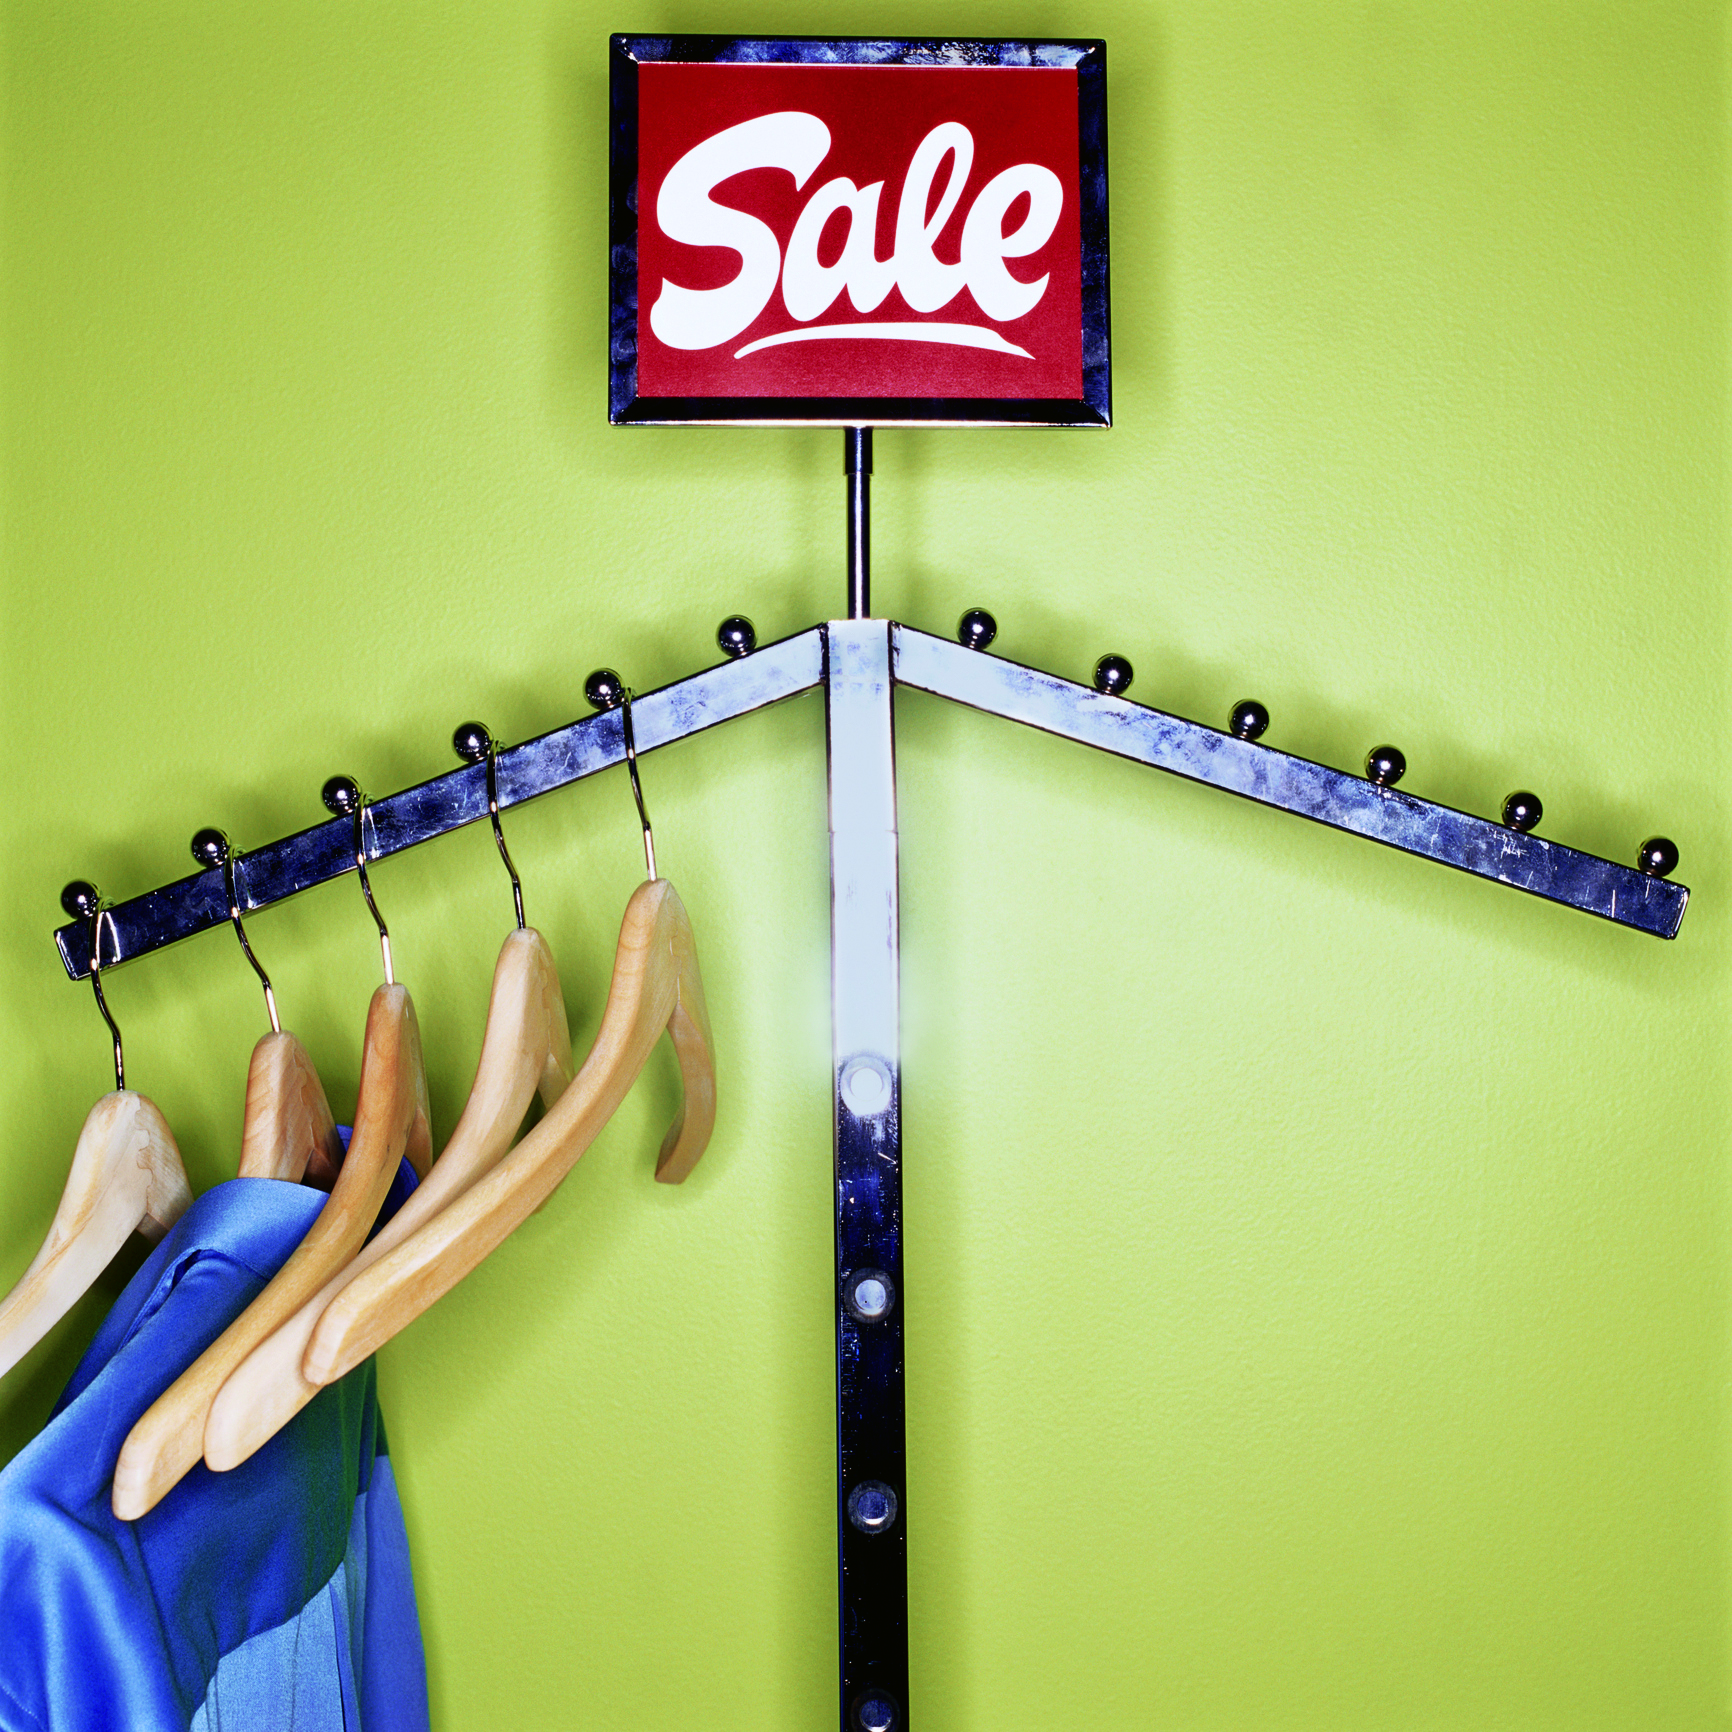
[1, 4, 1725, 1728]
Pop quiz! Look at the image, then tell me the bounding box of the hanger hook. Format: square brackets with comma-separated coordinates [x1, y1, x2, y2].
[322, 776, 393, 985]
[61, 880, 124, 1090]
[453, 722, 524, 929]
[584, 669, 656, 882]
[192, 828, 280, 1034]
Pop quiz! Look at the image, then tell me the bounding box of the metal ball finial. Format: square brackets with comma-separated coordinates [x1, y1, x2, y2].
[61, 880, 100, 921]
[717, 616, 757, 659]
[322, 775, 361, 818]
[957, 608, 997, 652]
[585, 668, 625, 711]
[1502, 790, 1543, 833]
[1365, 746, 1406, 788]
[452, 721, 493, 764]
[1093, 654, 1134, 697]
[1637, 836, 1679, 878]
[1229, 700, 1269, 742]
[190, 828, 230, 869]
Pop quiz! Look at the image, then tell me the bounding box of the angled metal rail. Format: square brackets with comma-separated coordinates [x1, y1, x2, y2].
[53, 620, 1687, 980]
[891, 625, 1687, 940]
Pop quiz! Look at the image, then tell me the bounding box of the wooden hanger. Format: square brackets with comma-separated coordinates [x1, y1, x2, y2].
[0, 1093, 192, 1381]
[112, 782, 431, 1519]
[299, 693, 713, 1386]
[203, 921, 573, 1471]
[188, 831, 348, 1188]
[0, 888, 193, 1381]
[299, 873, 713, 1389]
[203, 726, 566, 1469]
[238, 1031, 346, 1186]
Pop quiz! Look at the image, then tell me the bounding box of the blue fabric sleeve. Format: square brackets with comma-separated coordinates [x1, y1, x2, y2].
[0, 1172, 428, 1732]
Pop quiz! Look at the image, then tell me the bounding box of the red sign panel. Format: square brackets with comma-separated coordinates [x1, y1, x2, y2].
[610, 40, 1110, 427]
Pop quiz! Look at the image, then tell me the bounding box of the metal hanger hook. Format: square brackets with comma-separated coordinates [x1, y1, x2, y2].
[91, 907, 124, 1090]
[321, 776, 393, 985]
[453, 722, 524, 928]
[192, 828, 280, 1034]
[61, 881, 124, 1090]
[584, 670, 657, 882]
[621, 692, 657, 882]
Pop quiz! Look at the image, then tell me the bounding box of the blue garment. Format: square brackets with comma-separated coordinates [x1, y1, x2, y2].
[0, 1169, 429, 1732]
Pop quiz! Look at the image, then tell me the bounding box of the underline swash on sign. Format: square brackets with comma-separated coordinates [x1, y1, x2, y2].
[734, 322, 1033, 360]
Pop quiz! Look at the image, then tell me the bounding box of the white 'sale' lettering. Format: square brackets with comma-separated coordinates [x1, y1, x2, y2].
[650, 113, 832, 352]
[649, 112, 1063, 354]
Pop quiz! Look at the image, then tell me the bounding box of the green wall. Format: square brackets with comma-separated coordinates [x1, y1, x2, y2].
[2, 4, 1726, 1727]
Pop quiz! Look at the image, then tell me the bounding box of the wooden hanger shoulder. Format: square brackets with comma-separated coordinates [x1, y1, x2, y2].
[237, 1030, 347, 1186]
[0, 1091, 191, 1382]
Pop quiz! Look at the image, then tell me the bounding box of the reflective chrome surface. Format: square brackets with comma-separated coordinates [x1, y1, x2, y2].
[716, 615, 757, 659]
[846, 428, 872, 620]
[54, 628, 827, 979]
[956, 608, 997, 651]
[1230, 699, 1269, 742]
[1365, 745, 1406, 788]
[826, 619, 908, 1728]
[892, 625, 1689, 939]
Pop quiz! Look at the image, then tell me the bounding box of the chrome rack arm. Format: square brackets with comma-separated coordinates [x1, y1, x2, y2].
[891, 625, 1689, 941]
[53, 627, 826, 980]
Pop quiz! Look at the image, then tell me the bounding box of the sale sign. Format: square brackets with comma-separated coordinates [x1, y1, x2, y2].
[609, 39, 1110, 427]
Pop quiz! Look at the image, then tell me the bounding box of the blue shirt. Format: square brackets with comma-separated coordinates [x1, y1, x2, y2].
[0, 1172, 429, 1732]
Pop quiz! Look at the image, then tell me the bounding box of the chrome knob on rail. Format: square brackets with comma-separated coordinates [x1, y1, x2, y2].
[584, 668, 625, 711]
[1365, 746, 1406, 788]
[1502, 790, 1542, 833]
[321, 775, 361, 817]
[60, 880, 100, 921]
[716, 616, 757, 659]
[957, 608, 997, 651]
[1093, 654, 1133, 696]
[1637, 836, 1679, 878]
[1229, 700, 1269, 741]
[451, 721, 493, 763]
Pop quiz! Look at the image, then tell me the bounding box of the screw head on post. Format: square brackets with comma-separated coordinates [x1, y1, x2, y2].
[1637, 836, 1679, 877]
[846, 1480, 899, 1534]
[452, 721, 493, 764]
[851, 1691, 900, 1732]
[843, 1268, 896, 1322]
[60, 880, 100, 921]
[1229, 700, 1269, 741]
[717, 616, 757, 659]
[1093, 654, 1134, 696]
[1365, 746, 1406, 788]
[584, 668, 625, 711]
[957, 608, 997, 651]
[190, 828, 230, 869]
[1502, 790, 1543, 833]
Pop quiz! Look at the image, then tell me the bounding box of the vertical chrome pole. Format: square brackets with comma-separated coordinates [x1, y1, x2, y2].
[825, 618, 907, 1732]
[845, 427, 872, 619]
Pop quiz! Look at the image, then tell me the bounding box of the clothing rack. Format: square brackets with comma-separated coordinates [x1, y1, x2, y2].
[49, 432, 1689, 1732]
